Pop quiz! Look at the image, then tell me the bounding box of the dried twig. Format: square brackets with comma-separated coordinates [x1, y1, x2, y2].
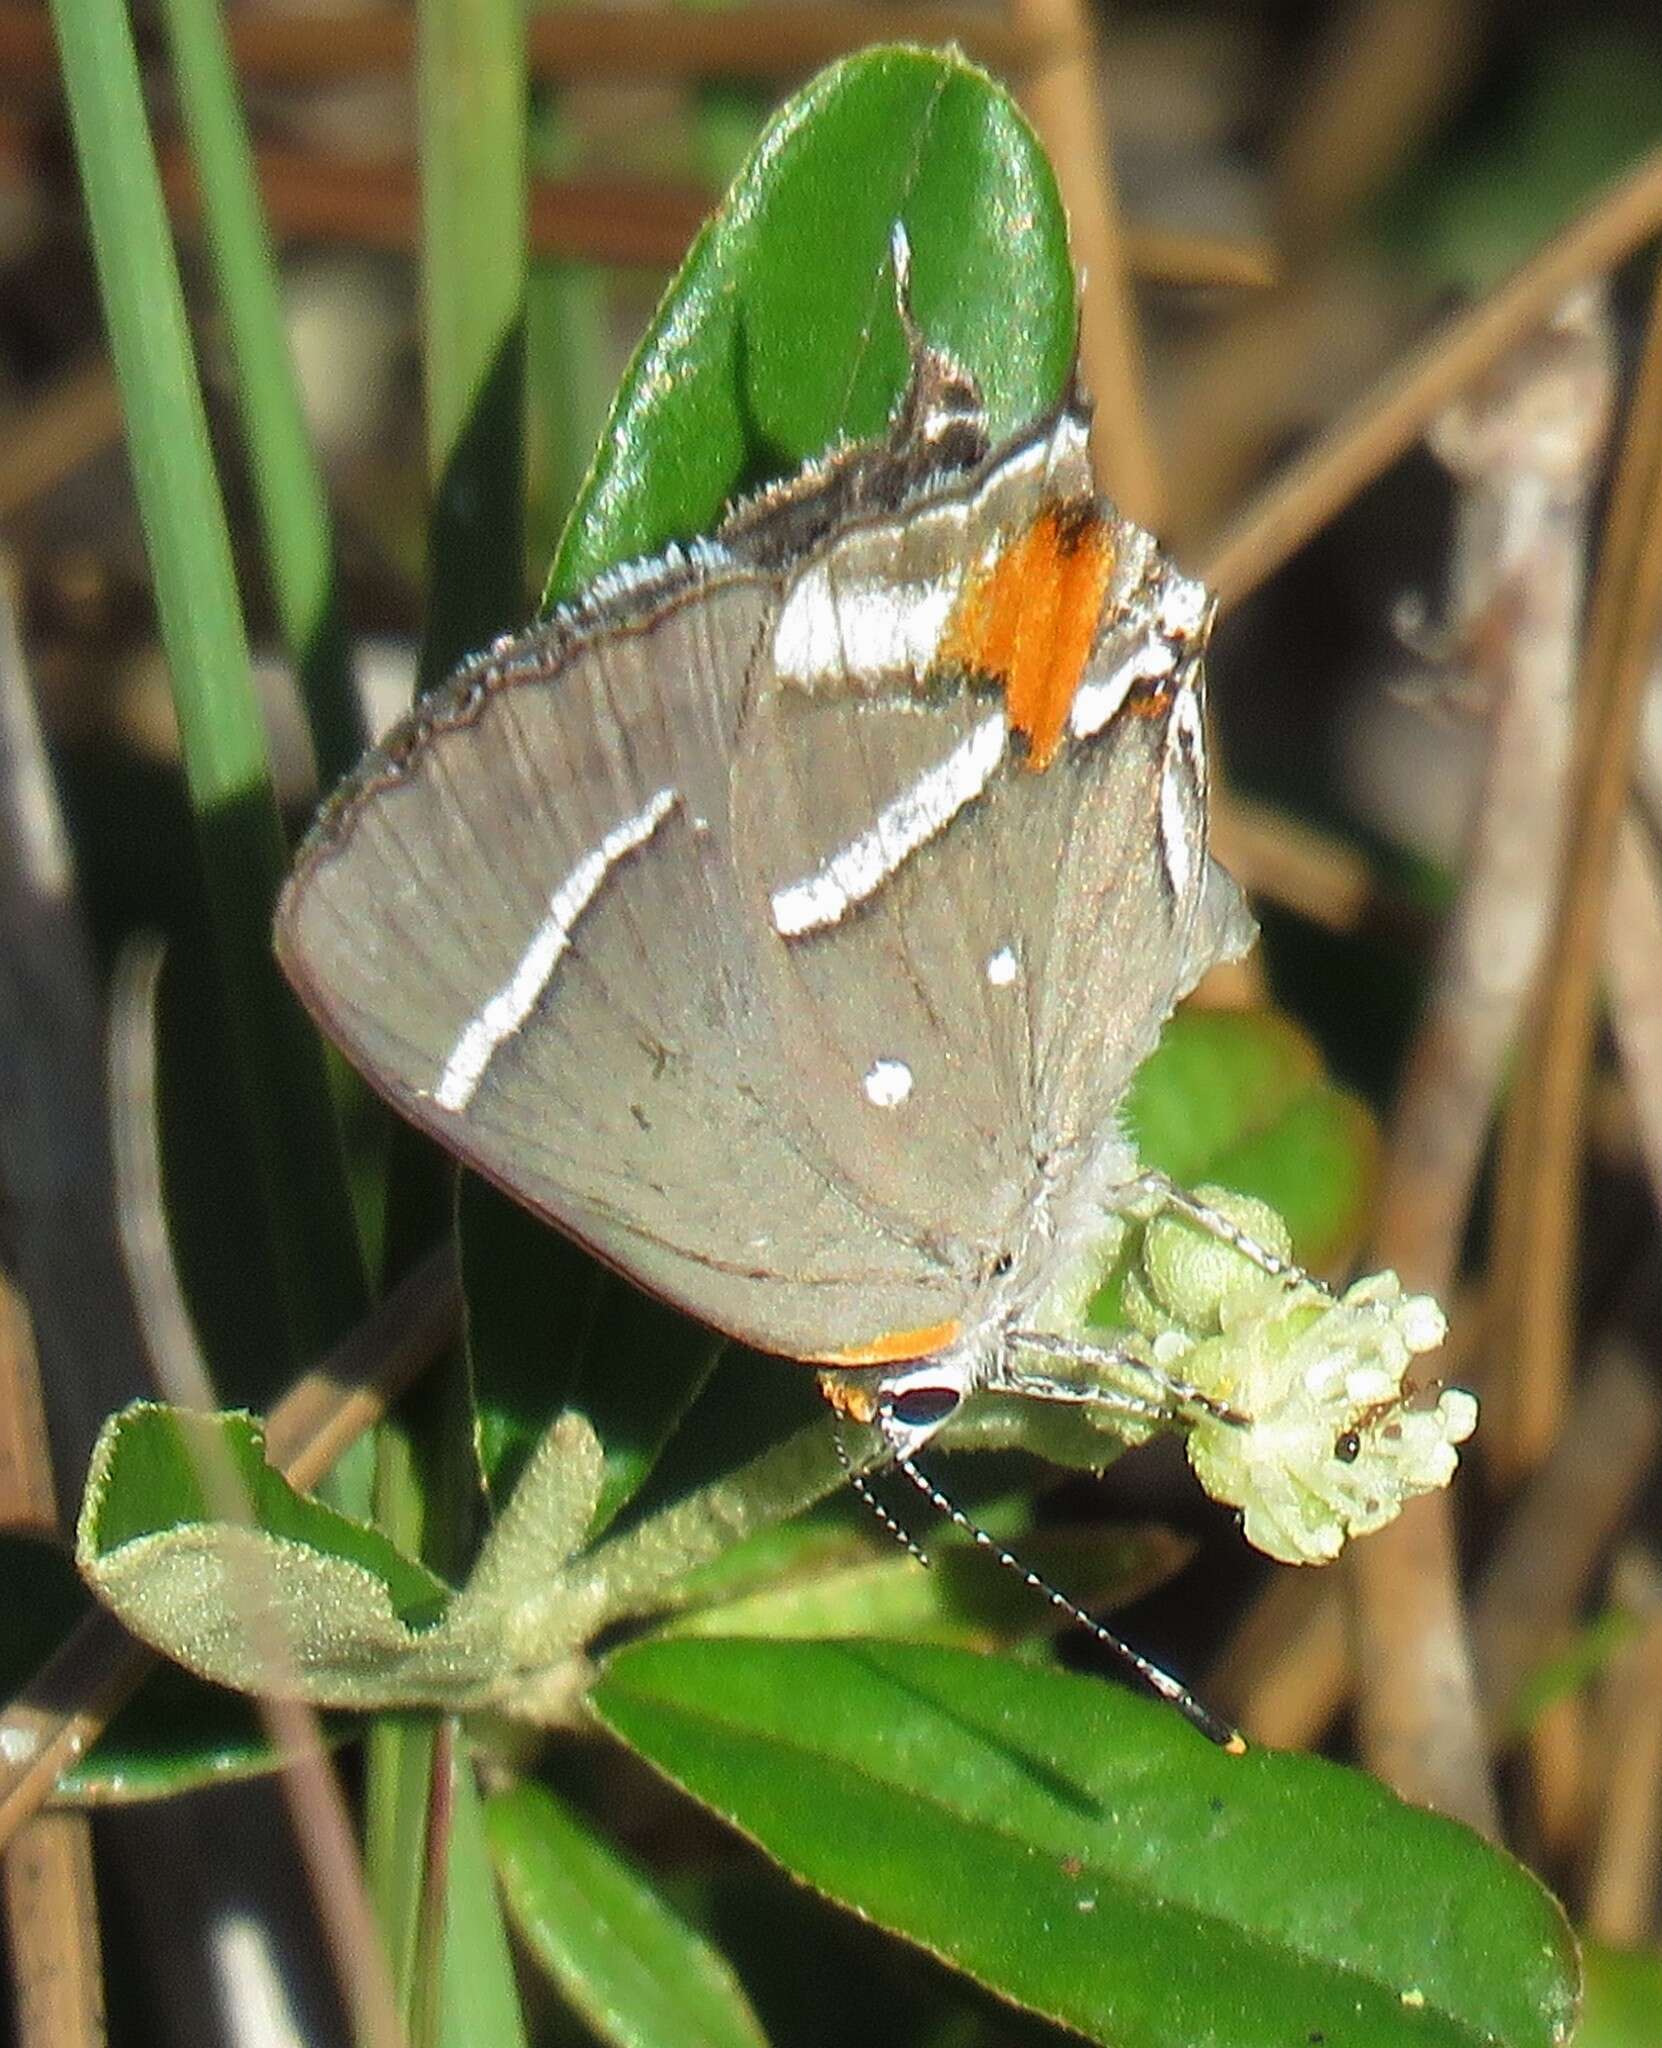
[1489, 260, 1662, 1479]
[1211, 794, 1396, 938]
[1014, 0, 1164, 526]
[1268, 0, 1477, 253]
[2, 1814, 105, 2048]
[1202, 143, 1662, 609]
[0, 1273, 105, 2048]
[1345, 287, 1616, 1833]
[1584, 1554, 1662, 1945]
[1123, 226, 1278, 293]
[1607, 811, 1662, 1211]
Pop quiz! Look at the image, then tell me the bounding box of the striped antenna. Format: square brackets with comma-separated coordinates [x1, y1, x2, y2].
[884, 1441, 1245, 1753]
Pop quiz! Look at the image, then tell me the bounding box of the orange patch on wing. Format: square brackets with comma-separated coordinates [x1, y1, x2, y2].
[818, 1318, 961, 1368]
[1129, 681, 1175, 719]
[943, 505, 1116, 770]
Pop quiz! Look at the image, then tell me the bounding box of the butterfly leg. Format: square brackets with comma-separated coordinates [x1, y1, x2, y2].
[1113, 1169, 1315, 1290]
[1001, 1328, 1251, 1428]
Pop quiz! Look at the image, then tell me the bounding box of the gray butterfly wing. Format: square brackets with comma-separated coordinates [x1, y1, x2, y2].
[277, 559, 964, 1361]
[728, 399, 1251, 1287]
[279, 375, 1253, 1365]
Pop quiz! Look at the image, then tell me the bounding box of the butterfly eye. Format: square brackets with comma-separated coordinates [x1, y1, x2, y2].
[991, 1251, 1014, 1276]
[1334, 1430, 1362, 1465]
[887, 1385, 962, 1431]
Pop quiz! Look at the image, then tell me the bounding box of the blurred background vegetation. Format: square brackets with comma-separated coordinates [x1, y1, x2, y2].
[5, 3, 1662, 2044]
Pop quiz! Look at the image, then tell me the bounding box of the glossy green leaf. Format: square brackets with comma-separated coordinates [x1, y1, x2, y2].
[1125, 1008, 1378, 1270]
[1574, 1942, 1657, 2048]
[489, 1782, 767, 2048]
[595, 1638, 1579, 2048]
[543, 44, 1073, 602]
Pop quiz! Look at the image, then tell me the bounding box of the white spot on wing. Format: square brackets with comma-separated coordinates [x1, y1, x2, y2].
[773, 569, 957, 685]
[1174, 676, 1206, 780]
[1158, 685, 1206, 901]
[986, 414, 1089, 493]
[1158, 572, 1210, 639]
[434, 787, 678, 1112]
[771, 713, 1007, 936]
[986, 945, 1018, 987]
[1070, 639, 1173, 738]
[863, 1058, 913, 1108]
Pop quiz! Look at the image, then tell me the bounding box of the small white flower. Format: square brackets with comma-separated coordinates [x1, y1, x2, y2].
[1177, 1272, 1474, 1565]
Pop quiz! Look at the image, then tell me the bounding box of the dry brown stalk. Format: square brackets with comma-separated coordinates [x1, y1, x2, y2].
[1342, 287, 1617, 1833]
[1013, 0, 1164, 526]
[1583, 1557, 1662, 1944]
[1368, 291, 1612, 1287]
[1122, 226, 1279, 293]
[1607, 812, 1662, 1211]
[2, 1816, 105, 2048]
[1268, 0, 1477, 254]
[1202, 143, 1662, 609]
[1211, 793, 1388, 937]
[1488, 261, 1662, 1480]
[0, 1273, 106, 2048]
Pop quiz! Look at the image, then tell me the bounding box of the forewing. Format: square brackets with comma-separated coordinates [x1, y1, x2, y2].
[276, 569, 959, 1360]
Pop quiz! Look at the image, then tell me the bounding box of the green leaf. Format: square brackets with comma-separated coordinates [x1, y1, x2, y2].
[76, 1403, 516, 1706]
[1124, 1008, 1377, 1270]
[81, 1404, 446, 1618]
[660, 1516, 1187, 1650]
[1575, 1942, 1657, 2048]
[0, 1532, 358, 1803]
[543, 44, 1073, 603]
[436, 1743, 530, 2048]
[459, 1175, 721, 1536]
[489, 1782, 767, 2048]
[595, 1639, 1579, 2048]
[73, 1402, 625, 1712]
